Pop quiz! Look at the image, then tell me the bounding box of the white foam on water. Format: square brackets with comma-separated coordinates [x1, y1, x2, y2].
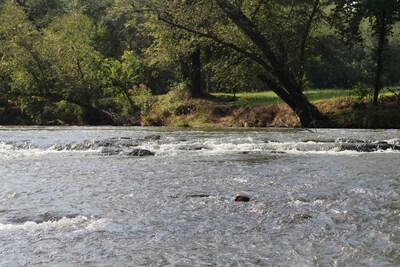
[150, 140, 400, 157]
[0, 142, 13, 150]
[0, 216, 109, 232]
[3, 131, 399, 159]
[0, 148, 45, 159]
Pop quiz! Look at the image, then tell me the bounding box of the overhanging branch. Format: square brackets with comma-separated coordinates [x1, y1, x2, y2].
[157, 15, 273, 73]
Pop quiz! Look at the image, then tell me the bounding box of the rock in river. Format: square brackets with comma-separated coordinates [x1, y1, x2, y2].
[232, 194, 251, 202]
[124, 148, 155, 157]
[100, 147, 155, 157]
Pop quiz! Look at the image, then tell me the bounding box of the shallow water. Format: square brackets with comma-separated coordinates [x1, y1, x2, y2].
[0, 126, 399, 266]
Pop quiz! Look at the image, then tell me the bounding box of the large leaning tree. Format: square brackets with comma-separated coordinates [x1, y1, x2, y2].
[136, 0, 330, 127]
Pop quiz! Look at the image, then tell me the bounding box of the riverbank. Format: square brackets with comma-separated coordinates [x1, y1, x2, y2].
[1, 92, 400, 129]
[140, 94, 400, 129]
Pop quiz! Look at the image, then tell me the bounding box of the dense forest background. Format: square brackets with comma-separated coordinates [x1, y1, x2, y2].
[0, 0, 399, 126]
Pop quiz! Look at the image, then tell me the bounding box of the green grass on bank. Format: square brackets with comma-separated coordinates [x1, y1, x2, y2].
[213, 89, 352, 106]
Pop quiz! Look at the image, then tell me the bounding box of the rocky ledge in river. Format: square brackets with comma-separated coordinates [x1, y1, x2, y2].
[100, 147, 155, 157]
[50, 135, 158, 156]
[336, 138, 400, 152]
[96, 135, 156, 156]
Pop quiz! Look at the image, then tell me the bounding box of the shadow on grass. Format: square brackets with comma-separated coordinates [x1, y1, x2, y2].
[212, 92, 281, 106]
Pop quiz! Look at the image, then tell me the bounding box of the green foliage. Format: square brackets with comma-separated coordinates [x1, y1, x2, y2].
[351, 83, 373, 100]
[42, 100, 84, 124]
[67, 0, 113, 21]
[15, 0, 68, 28]
[100, 50, 145, 114]
[101, 51, 143, 96]
[0, 4, 49, 120]
[1, 0, 400, 126]
[130, 84, 153, 116]
[45, 13, 102, 104]
[0, 5, 102, 122]
[384, 86, 400, 104]
[332, 0, 400, 44]
[150, 82, 190, 117]
[307, 32, 374, 88]
[331, 0, 400, 103]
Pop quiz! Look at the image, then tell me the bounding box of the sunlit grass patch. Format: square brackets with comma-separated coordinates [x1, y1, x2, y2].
[213, 89, 352, 106]
[304, 89, 351, 102]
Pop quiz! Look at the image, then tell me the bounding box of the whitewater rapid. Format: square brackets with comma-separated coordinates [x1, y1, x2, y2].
[0, 127, 399, 266]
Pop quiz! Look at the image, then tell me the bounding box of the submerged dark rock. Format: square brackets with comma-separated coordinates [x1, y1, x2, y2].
[178, 145, 205, 151]
[100, 147, 122, 156]
[7, 212, 79, 224]
[168, 193, 214, 199]
[185, 193, 212, 198]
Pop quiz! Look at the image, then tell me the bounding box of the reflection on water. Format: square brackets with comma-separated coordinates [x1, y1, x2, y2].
[0, 127, 399, 266]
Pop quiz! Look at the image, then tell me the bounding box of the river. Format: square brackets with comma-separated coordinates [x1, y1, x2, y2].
[0, 126, 399, 266]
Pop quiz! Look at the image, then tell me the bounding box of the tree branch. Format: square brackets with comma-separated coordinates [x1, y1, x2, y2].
[156, 15, 273, 73]
[214, 0, 298, 92]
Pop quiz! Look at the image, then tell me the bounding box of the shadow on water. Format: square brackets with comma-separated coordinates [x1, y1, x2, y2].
[198, 152, 282, 164]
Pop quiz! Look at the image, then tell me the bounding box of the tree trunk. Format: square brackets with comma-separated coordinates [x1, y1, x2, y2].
[289, 94, 329, 128]
[373, 9, 387, 106]
[190, 48, 203, 97]
[203, 47, 212, 94]
[260, 76, 329, 128]
[278, 91, 328, 127]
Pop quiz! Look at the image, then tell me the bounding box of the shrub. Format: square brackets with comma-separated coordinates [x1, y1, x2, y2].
[352, 83, 373, 100]
[130, 84, 153, 116]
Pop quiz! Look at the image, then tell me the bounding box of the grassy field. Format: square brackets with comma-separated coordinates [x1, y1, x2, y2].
[213, 89, 352, 106]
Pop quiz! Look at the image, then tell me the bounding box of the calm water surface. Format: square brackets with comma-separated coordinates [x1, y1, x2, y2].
[0, 127, 399, 266]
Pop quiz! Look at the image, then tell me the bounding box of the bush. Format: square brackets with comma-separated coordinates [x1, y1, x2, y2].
[352, 83, 373, 100]
[129, 84, 153, 116]
[384, 86, 400, 105]
[42, 101, 84, 124]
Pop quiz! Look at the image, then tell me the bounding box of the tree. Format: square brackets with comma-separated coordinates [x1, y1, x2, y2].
[306, 33, 372, 88]
[0, 4, 115, 124]
[332, 0, 400, 105]
[134, 0, 330, 127]
[146, 24, 210, 97]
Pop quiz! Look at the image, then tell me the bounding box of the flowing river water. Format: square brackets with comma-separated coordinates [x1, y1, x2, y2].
[0, 126, 399, 266]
